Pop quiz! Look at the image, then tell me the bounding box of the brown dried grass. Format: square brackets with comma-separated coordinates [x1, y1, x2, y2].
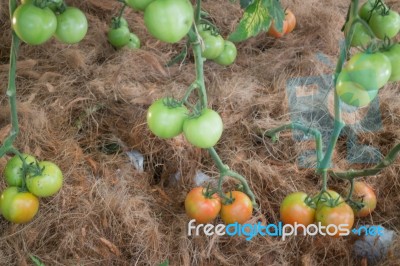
[0, 0, 399, 265]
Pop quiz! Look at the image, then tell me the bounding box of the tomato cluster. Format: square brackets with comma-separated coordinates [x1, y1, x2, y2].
[198, 25, 238, 66]
[268, 9, 296, 38]
[0, 154, 63, 224]
[280, 183, 377, 237]
[185, 187, 253, 224]
[108, 17, 140, 49]
[12, 0, 88, 45]
[147, 98, 223, 149]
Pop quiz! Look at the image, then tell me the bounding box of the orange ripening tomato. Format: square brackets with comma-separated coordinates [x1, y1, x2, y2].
[184, 187, 221, 224]
[352, 182, 377, 217]
[268, 21, 288, 38]
[285, 9, 296, 34]
[280, 192, 315, 227]
[220, 191, 253, 224]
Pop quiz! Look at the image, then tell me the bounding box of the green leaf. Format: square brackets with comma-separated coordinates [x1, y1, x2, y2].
[159, 259, 169, 266]
[228, 0, 272, 42]
[30, 255, 45, 266]
[263, 0, 285, 32]
[240, 0, 254, 9]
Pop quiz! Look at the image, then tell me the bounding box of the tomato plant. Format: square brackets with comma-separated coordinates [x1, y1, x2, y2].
[12, 4, 57, 45]
[214, 41, 237, 66]
[220, 191, 253, 224]
[26, 161, 63, 197]
[108, 25, 130, 48]
[183, 109, 223, 148]
[284, 9, 296, 34]
[185, 187, 221, 224]
[126, 0, 155, 11]
[199, 30, 225, 59]
[315, 202, 354, 237]
[280, 192, 315, 226]
[382, 43, 400, 82]
[344, 52, 392, 91]
[4, 154, 37, 187]
[351, 182, 377, 217]
[54, 7, 88, 44]
[126, 33, 141, 49]
[369, 10, 400, 39]
[144, 0, 194, 43]
[0, 187, 39, 224]
[147, 99, 188, 139]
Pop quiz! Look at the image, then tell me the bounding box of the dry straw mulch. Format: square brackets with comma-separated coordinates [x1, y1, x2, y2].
[0, 0, 399, 265]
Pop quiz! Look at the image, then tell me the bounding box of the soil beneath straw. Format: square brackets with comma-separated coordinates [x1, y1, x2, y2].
[0, 0, 399, 265]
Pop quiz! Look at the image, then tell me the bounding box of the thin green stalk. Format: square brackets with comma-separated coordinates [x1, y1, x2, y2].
[195, 0, 201, 24]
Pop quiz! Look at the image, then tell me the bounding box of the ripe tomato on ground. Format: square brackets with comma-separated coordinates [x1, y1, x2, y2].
[351, 182, 377, 217]
[147, 99, 188, 139]
[0, 187, 39, 224]
[4, 154, 37, 187]
[284, 9, 296, 34]
[185, 187, 221, 224]
[280, 192, 315, 226]
[12, 4, 57, 45]
[214, 41, 237, 66]
[26, 161, 63, 197]
[183, 108, 223, 148]
[54, 7, 88, 44]
[220, 191, 253, 224]
[315, 202, 354, 237]
[268, 21, 288, 38]
[144, 0, 194, 43]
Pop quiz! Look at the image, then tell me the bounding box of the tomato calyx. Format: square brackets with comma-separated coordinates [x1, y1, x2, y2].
[313, 190, 343, 208]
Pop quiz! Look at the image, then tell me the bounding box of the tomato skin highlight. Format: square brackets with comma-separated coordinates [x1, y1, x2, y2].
[12, 4, 57, 45]
[351, 182, 377, 217]
[26, 161, 63, 197]
[214, 41, 237, 66]
[280, 192, 315, 226]
[4, 154, 37, 187]
[144, 0, 194, 43]
[54, 7, 88, 44]
[0, 187, 39, 224]
[220, 191, 253, 224]
[315, 202, 354, 237]
[147, 99, 188, 139]
[382, 43, 400, 82]
[183, 108, 223, 148]
[185, 187, 221, 224]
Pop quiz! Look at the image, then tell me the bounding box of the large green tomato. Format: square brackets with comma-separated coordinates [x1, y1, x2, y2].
[345, 52, 391, 91]
[4, 154, 37, 187]
[54, 7, 88, 44]
[26, 161, 63, 197]
[214, 40, 237, 66]
[144, 0, 194, 43]
[0, 187, 39, 224]
[369, 10, 400, 39]
[147, 99, 188, 139]
[108, 26, 130, 48]
[199, 30, 224, 59]
[126, 33, 141, 49]
[183, 109, 223, 148]
[382, 44, 400, 82]
[12, 4, 57, 45]
[126, 0, 155, 11]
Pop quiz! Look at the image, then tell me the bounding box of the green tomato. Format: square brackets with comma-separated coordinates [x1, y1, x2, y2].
[214, 40, 237, 66]
[0, 187, 39, 224]
[4, 154, 37, 187]
[12, 4, 57, 45]
[359, 1, 377, 21]
[54, 7, 88, 44]
[118, 17, 129, 28]
[126, 33, 141, 49]
[345, 22, 371, 47]
[26, 161, 63, 197]
[199, 30, 224, 59]
[345, 52, 391, 91]
[183, 109, 223, 148]
[144, 0, 194, 43]
[126, 0, 155, 11]
[147, 99, 188, 139]
[382, 43, 400, 82]
[108, 26, 130, 48]
[369, 10, 400, 39]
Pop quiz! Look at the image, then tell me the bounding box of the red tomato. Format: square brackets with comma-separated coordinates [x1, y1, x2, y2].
[268, 21, 288, 38]
[184, 187, 221, 223]
[220, 191, 253, 224]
